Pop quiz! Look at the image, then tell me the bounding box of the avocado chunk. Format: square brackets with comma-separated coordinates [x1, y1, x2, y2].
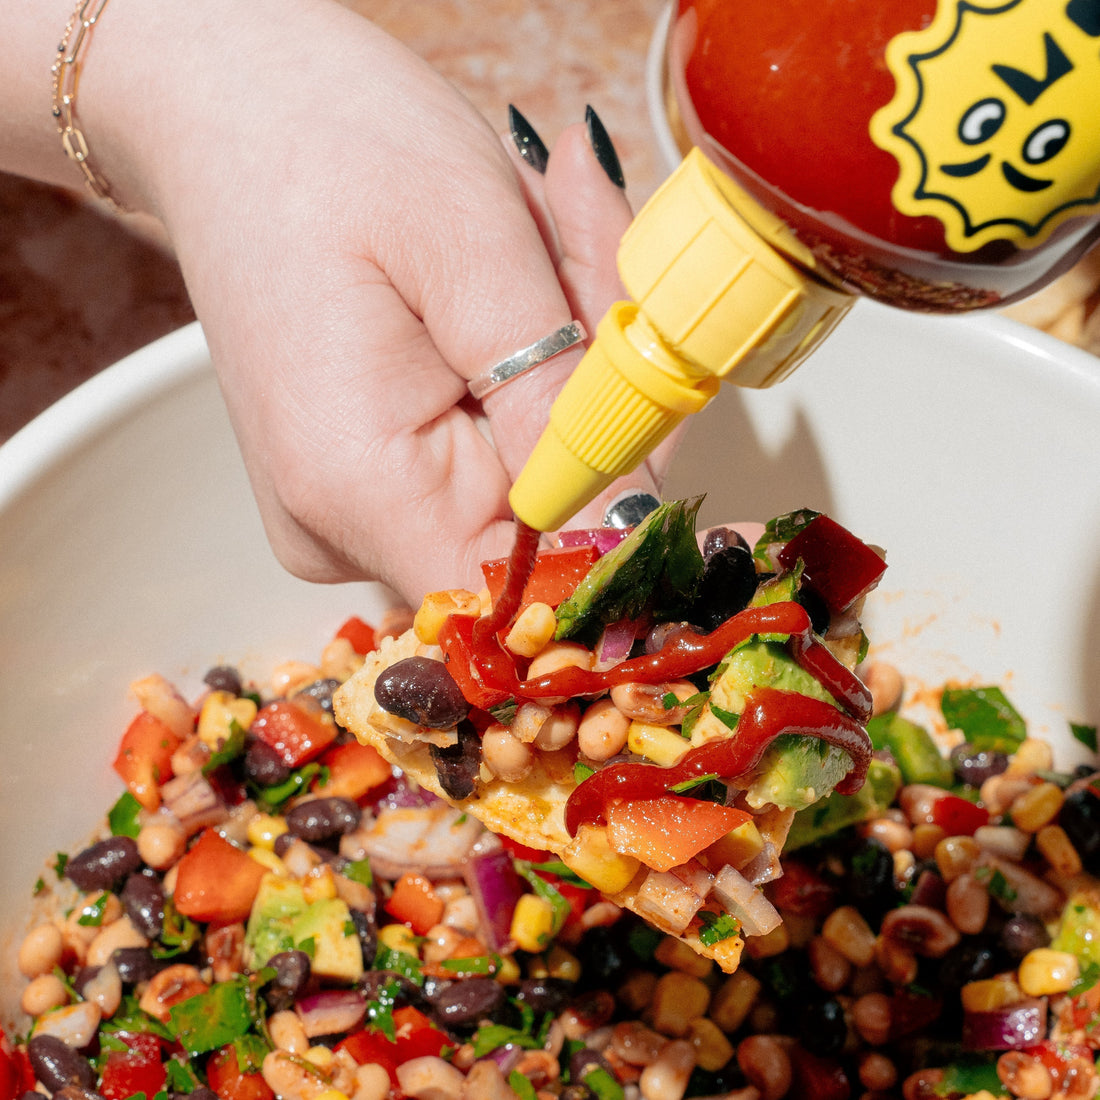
[1050, 889, 1100, 968]
[784, 758, 902, 850]
[741, 733, 861, 812]
[245, 875, 364, 983]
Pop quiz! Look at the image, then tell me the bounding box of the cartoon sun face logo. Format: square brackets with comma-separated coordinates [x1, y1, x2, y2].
[870, 0, 1100, 251]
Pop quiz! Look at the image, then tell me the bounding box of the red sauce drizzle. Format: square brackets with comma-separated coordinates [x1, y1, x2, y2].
[473, 519, 541, 643]
[562, 685, 871, 835]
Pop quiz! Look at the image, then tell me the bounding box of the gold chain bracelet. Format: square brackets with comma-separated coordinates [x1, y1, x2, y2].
[51, 0, 127, 212]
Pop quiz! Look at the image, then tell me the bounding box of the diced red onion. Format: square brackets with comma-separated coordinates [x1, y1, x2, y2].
[463, 848, 525, 951]
[367, 773, 439, 814]
[634, 869, 705, 934]
[962, 999, 1047, 1050]
[557, 528, 630, 555]
[713, 865, 782, 937]
[739, 842, 783, 887]
[594, 620, 637, 670]
[296, 989, 367, 1038]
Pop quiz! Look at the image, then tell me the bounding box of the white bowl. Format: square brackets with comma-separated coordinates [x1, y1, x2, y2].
[1, 306, 1098, 1022]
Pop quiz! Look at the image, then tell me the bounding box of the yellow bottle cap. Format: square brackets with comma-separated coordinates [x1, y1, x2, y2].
[509, 148, 854, 533]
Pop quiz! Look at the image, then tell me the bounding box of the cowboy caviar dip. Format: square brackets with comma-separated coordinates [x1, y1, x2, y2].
[4, 505, 1100, 1100]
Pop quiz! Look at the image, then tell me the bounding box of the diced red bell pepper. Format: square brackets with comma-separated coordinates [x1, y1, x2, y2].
[482, 544, 598, 612]
[336, 616, 377, 656]
[766, 860, 838, 919]
[98, 1032, 167, 1100]
[173, 828, 267, 923]
[313, 740, 392, 801]
[888, 989, 944, 1039]
[930, 793, 990, 836]
[385, 872, 446, 935]
[336, 1029, 400, 1087]
[250, 697, 337, 767]
[436, 614, 513, 710]
[207, 1043, 275, 1100]
[0, 1027, 33, 1100]
[392, 1006, 453, 1060]
[777, 514, 886, 614]
[112, 710, 184, 811]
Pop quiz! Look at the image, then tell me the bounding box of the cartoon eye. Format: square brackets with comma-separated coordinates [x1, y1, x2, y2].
[1022, 119, 1070, 164]
[958, 99, 1005, 144]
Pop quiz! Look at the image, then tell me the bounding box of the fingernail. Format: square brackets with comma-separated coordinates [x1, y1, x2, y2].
[585, 105, 625, 189]
[508, 104, 549, 174]
[603, 491, 660, 529]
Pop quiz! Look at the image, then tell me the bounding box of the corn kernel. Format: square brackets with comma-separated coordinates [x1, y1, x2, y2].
[688, 1017, 735, 1072]
[646, 971, 711, 1036]
[504, 602, 557, 658]
[743, 921, 789, 959]
[961, 975, 1025, 1012]
[1036, 824, 1083, 877]
[304, 1047, 335, 1071]
[618, 971, 659, 1013]
[377, 923, 420, 956]
[709, 970, 761, 1033]
[1009, 781, 1064, 833]
[654, 935, 714, 978]
[705, 820, 765, 870]
[911, 823, 948, 860]
[546, 945, 581, 983]
[511, 894, 556, 953]
[312, 1092, 349, 1100]
[197, 691, 258, 751]
[414, 590, 480, 645]
[821, 905, 876, 967]
[561, 825, 641, 895]
[1005, 738, 1054, 776]
[494, 954, 521, 984]
[626, 722, 691, 766]
[247, 813, 288, 850]
[1018, 948, 1080, 996]
[934, 835, 980, 883]
[248, 848, 287, 875]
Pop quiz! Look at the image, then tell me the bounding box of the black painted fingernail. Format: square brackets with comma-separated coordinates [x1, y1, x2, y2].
[508, 104, 549, 174]
[585, 105, 625, 189]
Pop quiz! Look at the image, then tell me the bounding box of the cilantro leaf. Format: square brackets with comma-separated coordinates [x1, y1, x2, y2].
[940, 686, 1026, 753]
[108, 791, 143, 838]
[1071, 722, 1098, 753]
[697, 911, 741, 946]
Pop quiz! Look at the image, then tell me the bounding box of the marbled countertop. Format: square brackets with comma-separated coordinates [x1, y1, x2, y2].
[1, 0, 1096, 445]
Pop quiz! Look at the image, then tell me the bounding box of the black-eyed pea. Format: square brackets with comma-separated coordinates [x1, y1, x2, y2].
[21, 973, 70, 1016]
[577, 698, 630, 761]
[526, 641, 593, 680]
[533, 703, 580, 751]
[137, 814, 187, 871]
[481, 723, 533, 782]
[737, 1035, 792, 1100]
[18, 922, 64, 978]
[808, 934, 852, 992]
[861, 661, 904, 715]
[609, 679, 697, 725]
[945, 872, 990, 935]
[261, 1050, 332, 1100]
[851, 992, 893, 1046]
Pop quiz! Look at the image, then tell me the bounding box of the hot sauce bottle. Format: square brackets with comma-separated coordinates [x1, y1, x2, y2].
[508, 0, 1100, 534]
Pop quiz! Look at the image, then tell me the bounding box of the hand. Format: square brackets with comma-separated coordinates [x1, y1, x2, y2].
[82, 0, 676, 602]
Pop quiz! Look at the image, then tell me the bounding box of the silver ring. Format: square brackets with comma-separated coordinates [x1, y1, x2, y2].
[467, 320, 586, 400]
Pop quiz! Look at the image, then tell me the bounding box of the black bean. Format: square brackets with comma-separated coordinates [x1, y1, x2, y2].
[203, 665, 243, 696]
[701, 525, 750, 560]
[296, 678, 341, 714]
[111, 946, 159, 985]
[689, 545, 758, 631]
[244, 739, 292, 788]
[349, 908, 377, 968]
[516, 977, 574, 1015]
[429, 720, 482, 801]
[375, 656, 470, 730]
[120, 871, 164, 939]
[1060, 789, 1100, 874]
[936, 939, 1000, 991]
[569, 1047, 615, 1085]
[428, 977, 504, 1027]
[950, 742, 1009, 787]
[262, 950, 312, 1012]
[28, 1035, 97, 1093]
[797, 997, 847, 1057]
[573, 925, 631, 989]
[285, 797, 361, 842]
[66, 837, 141, 892]
[71, 967, 100, 999]
[1000, 912, 1051, 960]
[843, 837, 899, 918]
[797, 585, 831, 636]
[359, 969, 422, 1008]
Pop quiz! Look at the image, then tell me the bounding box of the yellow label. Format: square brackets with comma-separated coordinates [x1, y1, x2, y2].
[870, 0, 1100, 251]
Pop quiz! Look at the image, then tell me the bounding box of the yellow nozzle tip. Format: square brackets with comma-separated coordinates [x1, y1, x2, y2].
[509, 431, 613, 533]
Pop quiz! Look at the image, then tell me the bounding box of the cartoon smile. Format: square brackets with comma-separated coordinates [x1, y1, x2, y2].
[940, 153, 1053, 192]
